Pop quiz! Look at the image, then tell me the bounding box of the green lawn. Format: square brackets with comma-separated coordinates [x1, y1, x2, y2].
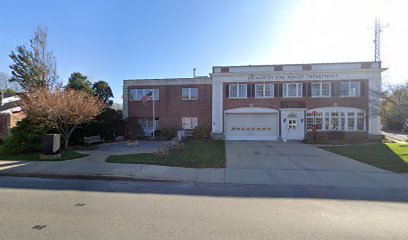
[321, 143, 408, 173]
[106, 140, 226, 168]
[0, 150, 89, 161]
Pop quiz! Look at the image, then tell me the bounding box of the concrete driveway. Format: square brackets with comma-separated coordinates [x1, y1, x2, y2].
[225, 141, 408, 189]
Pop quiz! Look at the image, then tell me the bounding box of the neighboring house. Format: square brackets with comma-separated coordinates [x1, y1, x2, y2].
[0, 93, 26, 140]
[123, 61, 385, 141]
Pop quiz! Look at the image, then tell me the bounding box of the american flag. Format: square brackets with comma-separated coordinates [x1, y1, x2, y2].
[141, 91, 153, 105]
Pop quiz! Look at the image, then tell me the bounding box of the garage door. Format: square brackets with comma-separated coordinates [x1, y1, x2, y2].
[224, 113, 279, 140]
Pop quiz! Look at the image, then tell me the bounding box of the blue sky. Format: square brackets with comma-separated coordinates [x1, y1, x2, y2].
[0, 0, 406, 103]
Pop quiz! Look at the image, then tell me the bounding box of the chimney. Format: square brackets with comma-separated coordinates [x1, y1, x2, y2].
[193, 68, 196, 78]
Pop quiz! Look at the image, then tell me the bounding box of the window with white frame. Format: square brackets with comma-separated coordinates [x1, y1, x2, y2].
[129, 89, 160, 101]
[255, 84, 274, 98]
[340, 82, 360, 97]
[229, 84, 247, 98]
[182, 88, 198, 100]
[283, 83, 302, 98]
[182, 117, 198, 129]
[138, 118, 153, 128]
[306, 112, 323, 130]
[311, 82, 331, 97]
[306, 108, 365, 131]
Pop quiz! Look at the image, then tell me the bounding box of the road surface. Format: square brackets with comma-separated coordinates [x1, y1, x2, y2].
[0, 177, 408, 240]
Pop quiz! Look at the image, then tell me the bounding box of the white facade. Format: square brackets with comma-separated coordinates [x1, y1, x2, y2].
[211, 62, 386, 140]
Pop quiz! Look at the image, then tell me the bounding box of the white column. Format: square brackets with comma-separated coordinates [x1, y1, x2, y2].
[212, 80, 223, 133]
[368, 72, 382, 135]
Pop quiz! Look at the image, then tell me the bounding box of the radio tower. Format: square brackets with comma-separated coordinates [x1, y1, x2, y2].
[373, 18, 388, 62]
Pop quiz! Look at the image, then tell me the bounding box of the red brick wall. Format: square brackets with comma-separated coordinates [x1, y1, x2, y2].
[10, 112, 26, 128]
[0, 112, 27, 140]
[0, 114, 9, 140]
[127, 84, 212, 129]
[223, 80, 369, 111]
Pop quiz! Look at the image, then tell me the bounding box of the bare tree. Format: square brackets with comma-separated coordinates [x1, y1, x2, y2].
[22, 87, 106, 149]
[0, 72, 22, 93]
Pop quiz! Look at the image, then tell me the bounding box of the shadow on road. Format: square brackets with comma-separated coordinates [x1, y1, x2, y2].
[1, 176, 408, 203]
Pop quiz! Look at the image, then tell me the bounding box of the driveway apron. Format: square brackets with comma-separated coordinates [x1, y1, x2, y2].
[225, 141, 408, 189]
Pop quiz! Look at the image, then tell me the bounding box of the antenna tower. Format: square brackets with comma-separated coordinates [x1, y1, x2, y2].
[374, 18, 388, 62]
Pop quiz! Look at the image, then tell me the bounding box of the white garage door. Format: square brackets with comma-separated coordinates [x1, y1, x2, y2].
[224, 113, 279, 140]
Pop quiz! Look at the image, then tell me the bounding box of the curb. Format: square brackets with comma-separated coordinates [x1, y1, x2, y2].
[0, 172, 180, 183]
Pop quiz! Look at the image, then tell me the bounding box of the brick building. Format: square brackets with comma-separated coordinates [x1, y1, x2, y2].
[123, 61, 385, 141]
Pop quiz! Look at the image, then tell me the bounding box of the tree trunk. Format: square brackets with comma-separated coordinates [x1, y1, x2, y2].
[64, 135, 69, 150]
[63, 125, 77, 150]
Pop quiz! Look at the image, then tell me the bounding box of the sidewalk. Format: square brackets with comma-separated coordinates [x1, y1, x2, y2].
[382, 131, 408, 143]
[0, 157, 224, 183]
[1, 140, 408, 190]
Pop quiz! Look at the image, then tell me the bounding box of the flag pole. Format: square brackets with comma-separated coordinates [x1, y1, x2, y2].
[152, 90, 155, 139]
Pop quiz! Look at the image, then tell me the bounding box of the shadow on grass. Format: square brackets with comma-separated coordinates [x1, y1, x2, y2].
[321, 143, 408, 173]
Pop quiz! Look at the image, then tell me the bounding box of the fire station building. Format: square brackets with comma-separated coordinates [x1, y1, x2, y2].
[123, 61, 384, 141]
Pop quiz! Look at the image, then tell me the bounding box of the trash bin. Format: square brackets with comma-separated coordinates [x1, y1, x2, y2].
[42, 134, 61, 155]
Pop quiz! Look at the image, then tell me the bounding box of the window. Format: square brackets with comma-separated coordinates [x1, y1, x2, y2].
[331, 112, 339, 130]
[288, 119, 297, 130]
[340, 112, 346, 130]
[324, 112, 330, 130]
[306, 113, 314, 130]
[283, 83, 302, 98]
[311, 82, 331, 97]
[182, 117, 198, 129]
[306, 112, 323, 130]
[357, 112, 365, 130]
[340, 82, 360, 97]
[255, 84, 274, 98]
[129, 89, 160, 101]
[306, 108, 365, 131]
[347, 112, 355, 130]
[138, 118, 153, 128]
[182, 88, 198, 100]
[229, 84, 247, 98]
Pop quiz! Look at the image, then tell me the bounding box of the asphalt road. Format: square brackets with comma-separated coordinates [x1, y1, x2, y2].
[1, 177, 408, 240]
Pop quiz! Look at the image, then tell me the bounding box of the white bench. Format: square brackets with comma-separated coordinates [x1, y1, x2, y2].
[84, 135, 104, 146]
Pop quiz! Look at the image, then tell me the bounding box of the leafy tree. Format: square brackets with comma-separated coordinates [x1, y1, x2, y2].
[92, 80, 114, 106]
[382, 82, 408, 130]
[70, 108, 127, 145]
[66, 72, 94, 94]
[3, 89, 16, 95]
[125, 117, 145, 140]
[2, 118, 50, 153]
[9, 26, 59, 91]
[22, 87, 106, 149]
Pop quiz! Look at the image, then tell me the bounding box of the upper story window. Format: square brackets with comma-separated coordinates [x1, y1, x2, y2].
[182, 117, 198, 129]
[340, 82, 360, 97]
[229, 84, 247, 98]
[182, 88, 198, 100]
[255, 84, 274, 98]
[311, 82, 331, 97]
[129, 89, 160, 101]
[283, 83, 302, 98]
